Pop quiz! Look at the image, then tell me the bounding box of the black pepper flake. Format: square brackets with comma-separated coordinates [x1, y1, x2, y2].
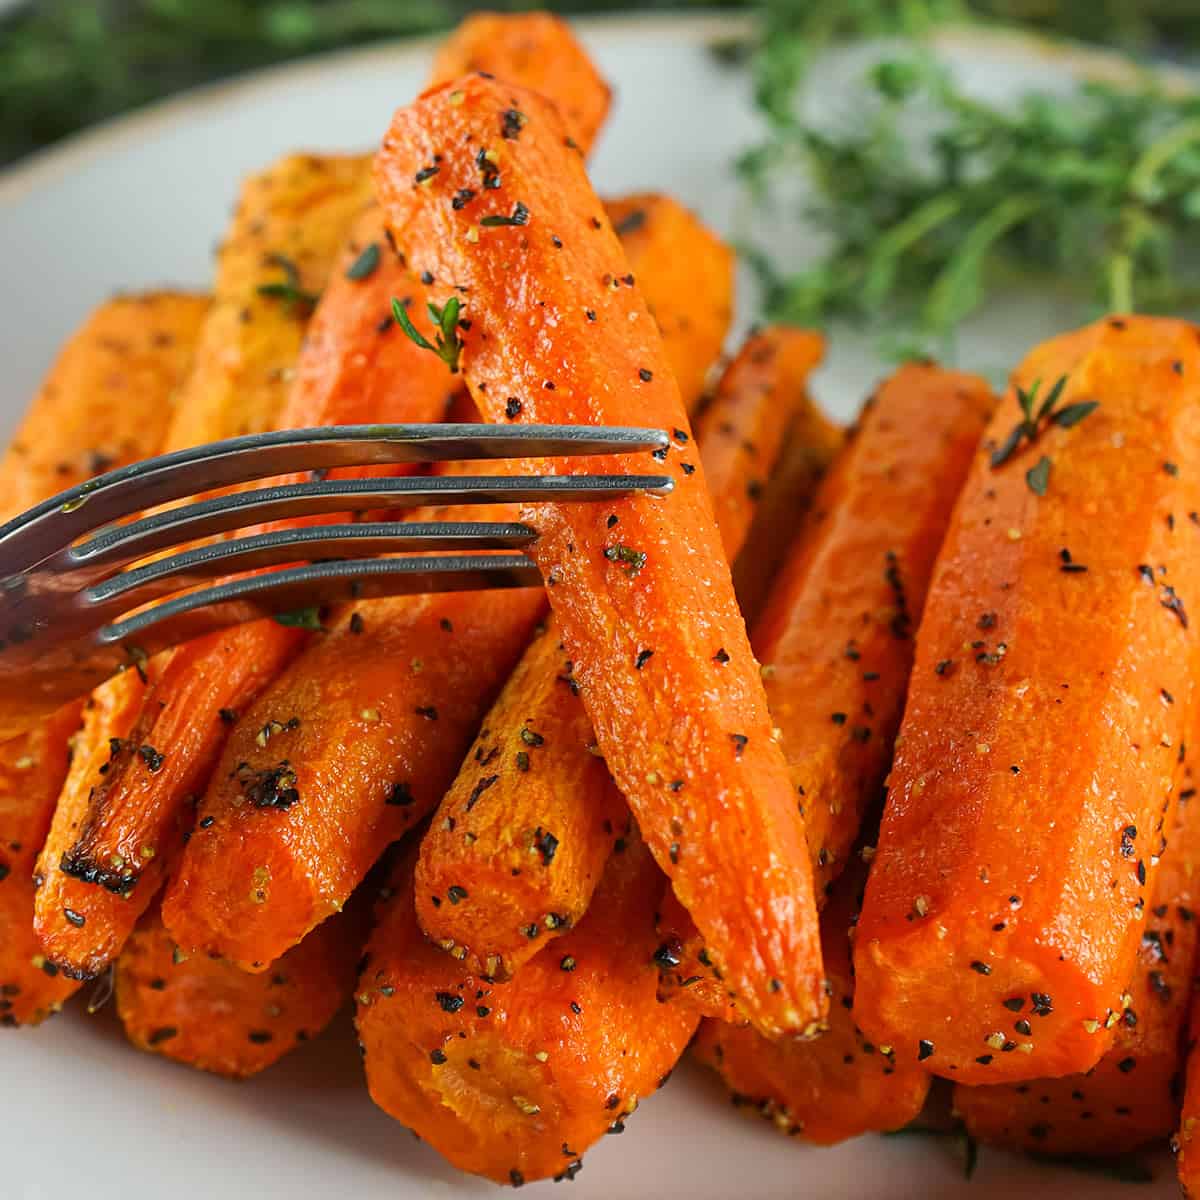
[218, 708, 238, 724]
[515, 751, 530, 772]
[147, 1026, 178, 1046]
[681, 462, 695, 475]
[1161, 586, 1189, 628]
[570, 1001, 582, 1014]
[510, 1169, 525, 1188]
[1117, 1057, 1136, 1073]
[505, 397, 522, 419]
[918, 1039, 934, 1061]
[64, 907, 86, 927]
[586, 309, 597, 322]
[198, 816, 215, 829]
[452, 188, 476, 210]
[1031, 992, 1054, 1016]
[430, 1048, 447, 1064]
[935, 659, 956, 677]
[413, 164, 440, 184]
[415, 705, 439, 720]
[420, 270, 434, 285]
[248, 1030, 274, 1045]
[560, 956, 577, 972]
[1014, 1019, 1032, 1036]
[480, 201, 530, 228]
[635, 649, 654, 670]
[234, 760, 300, 810]
[520, 727, 545, 747]
[386, 781, 414, 807]
[1136, 859, 1147, 885]
[976, 1054, 994, 1065]
[501, 108, 526, 139]
[436, 992, 464, 1014]
[448, 886, 468, 905]
[534, 827, 559, 867]
[970, 960, 992, 976]
[713, 648, 730, 664]
[831, 712, 847, 725]
[465, 774, 499, 812]
[349, 612, 365, 635]
[0, 863, 9, 883]
[730, 733, 748, 758]
[638, 368, 653, 382]
[1002, 997, 1025, 1012]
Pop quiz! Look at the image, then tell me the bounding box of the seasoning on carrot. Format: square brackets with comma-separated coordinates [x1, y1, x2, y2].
[429, 10, 611, 153]
[358, 830, 697, 1185]
[117, 903, 363, 1078]
[603, 193, 736, 411]
[693, 852, 931, 1144]
[376, 73, 825, 1038]
[855, 316, 1200, 1084]
[958, 776, 1199, 1154]
[416, 325, 821, 979]
[755, 363, 994, 900]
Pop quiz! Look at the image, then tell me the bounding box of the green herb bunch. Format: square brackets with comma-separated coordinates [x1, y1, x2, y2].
[740, 51, 1200, 342]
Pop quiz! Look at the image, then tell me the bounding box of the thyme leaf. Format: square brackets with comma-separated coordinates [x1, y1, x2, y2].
[391, 295, 464, 373]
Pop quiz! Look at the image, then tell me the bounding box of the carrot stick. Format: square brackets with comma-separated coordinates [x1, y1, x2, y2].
[0, 705, 84, 1026]
[854, 316, 1200, 1084]
[116, 902, 363, 1078]
[1177, 918, 1200, 1194]
[693, 852, 931, 1144]
[416, 325, 822, 979]
[160, 569, 546, 971]
[357, 830, 697, 1185]
[376, 72, 825, 1038]
[958, 780, 1199, 1154]
[429, 11, 611, 154]
[756, 363, 994, 900]
[162, 152, 374, 451]
[603, 194, 736, 411]
[0, 292, 209, 1023]
[732, 392, 844, 625]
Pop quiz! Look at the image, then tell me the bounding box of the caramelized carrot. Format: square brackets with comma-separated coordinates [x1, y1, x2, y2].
[0, 292, 208, 520]
[160, 572, 545, 971]
[693, 854, 931, 1144]
[0, 706, 84, 1025]
[603, 194, 736, 411]
[855, 317, 1200, 1084]
[416, 326, 819, 978]
[732, 393, 844, 625]
[757, 363, 994, 900]
[377, 73, 824, 1038]
[163, 152, 374, 451]
[358, 831, 696, 1185]
[116, 904, 362, 1078]
[429, 11, 611, 153]
[958, 783, 1199, 1154]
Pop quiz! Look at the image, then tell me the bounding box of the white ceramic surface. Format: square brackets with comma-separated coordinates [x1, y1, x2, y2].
[0, 15, 1181, 1198]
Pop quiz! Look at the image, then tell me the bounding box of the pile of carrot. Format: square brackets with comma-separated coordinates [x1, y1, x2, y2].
[7, 9, 1200, 1194]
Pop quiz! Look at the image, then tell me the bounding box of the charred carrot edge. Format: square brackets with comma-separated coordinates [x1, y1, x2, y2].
[693, 852, 931, 1145]
[429, 11, 611, 154]
[731, 391, 844, 626]
[603, 194, 736, 412]
[116, 901, 364, 1079]
[162, 152, 374, 451]
[958, 778, 1200, 1155]
[415, 325, 819, 979]
[377, 72, 825, 1038]
[0, 705, 85, 1025]
[0, 292, 210, 522]
[358, 831, 697, 1185]
[755, 363, 994, 899]
[855, 317, 1200, 1084]
[160, 574, 546, 971]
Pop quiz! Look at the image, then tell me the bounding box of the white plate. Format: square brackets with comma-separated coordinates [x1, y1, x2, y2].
[0, 15, 1181, 1198]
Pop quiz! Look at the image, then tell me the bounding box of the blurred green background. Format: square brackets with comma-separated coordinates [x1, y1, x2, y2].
[2, 0, 1198, 166]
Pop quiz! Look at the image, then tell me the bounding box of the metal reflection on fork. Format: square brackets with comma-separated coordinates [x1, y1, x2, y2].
[0, 423, 672, 740]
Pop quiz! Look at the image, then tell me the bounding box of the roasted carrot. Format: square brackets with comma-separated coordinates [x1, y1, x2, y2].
[957, 781, 1199, 1154]
[855, 316, 1200, 1084]
[0, 292, 209, 1021]
[162, 152, 374, 451]
[603, 194, 736, 411]
[116, 904, 362, 1078]
[358, 830, 697, 1185]
[756, 363, 994, 900]
[160, 571, 545, 971]
[1177, 946, 1200, 1195]
[0, 291, 209, 519]
[0, 705, 85, 1025]
[429, 11, 611, 153]
[693, 853, 931, 1144]
[377, 73, 824, 1038]
[732, 392, 844, 625]
[416, 325, 820, 979]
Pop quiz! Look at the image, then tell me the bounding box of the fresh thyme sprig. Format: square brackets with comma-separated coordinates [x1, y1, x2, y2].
[989, 375, 1096, 468]
[739, 51, 1200, 343]
[391, 295, 464, 373]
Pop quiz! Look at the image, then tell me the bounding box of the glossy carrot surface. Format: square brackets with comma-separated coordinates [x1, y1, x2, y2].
[359, 833, 696, 1185]
[855, 317, 1200, 1084]
[377, 73, 824, 1038]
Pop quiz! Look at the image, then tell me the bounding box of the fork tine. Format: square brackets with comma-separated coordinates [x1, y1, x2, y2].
[83, 521, 537, 614]
[0, 424, 668, 564]
[101, 554, 543, 650]
[68, 474, 671, 575]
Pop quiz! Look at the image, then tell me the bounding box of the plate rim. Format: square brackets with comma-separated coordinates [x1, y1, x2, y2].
[1, 11, 1194, 211]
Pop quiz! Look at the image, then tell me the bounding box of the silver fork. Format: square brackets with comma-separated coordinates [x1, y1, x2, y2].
[0, 423, 670, 739]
